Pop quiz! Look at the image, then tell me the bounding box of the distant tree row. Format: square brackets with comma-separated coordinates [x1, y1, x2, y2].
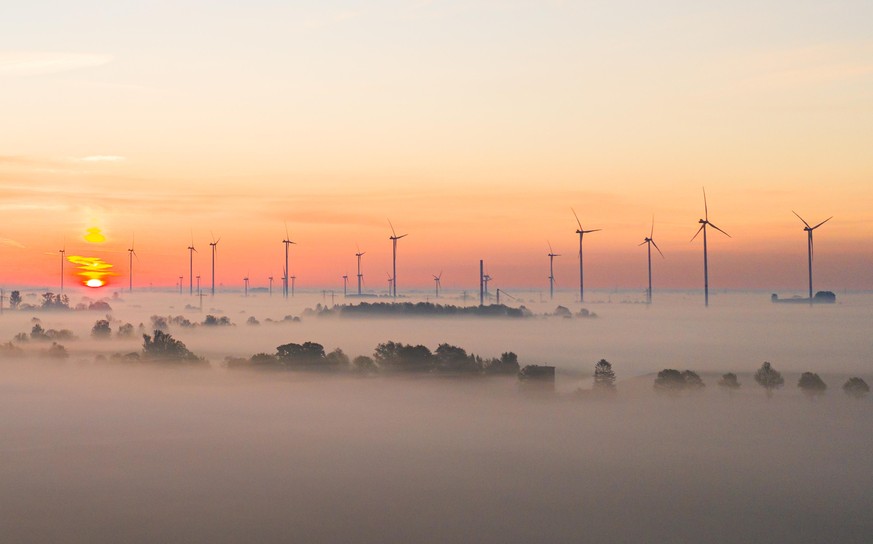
[304, 302, 533, 318]
[651, 361, 869, 399]
[5, 291, 111, 312]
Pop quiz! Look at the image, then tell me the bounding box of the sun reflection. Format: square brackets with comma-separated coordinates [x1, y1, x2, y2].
[67, 255, 115, 288]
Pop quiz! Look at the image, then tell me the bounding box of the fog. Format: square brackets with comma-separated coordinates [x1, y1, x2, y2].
[1, 290, 872, 542]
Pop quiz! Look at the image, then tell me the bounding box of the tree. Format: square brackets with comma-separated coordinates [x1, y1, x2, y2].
[276, 341, 326, 364]
[718, 373, 741, 392]
[754, 361, 784, 398]
[352, 355, 378, 373]
[9, 290, 21, 309]
[117, 323, 135, 338]
[142, 330, 202, 363]
[593, 359, 616, 392]
[373, 341, 434, 371]
[91, 319, 112, 339]
[30, 323, 49, 341]
[843, 377, 870, 399]
[654, 369, 685, 392]
[682, 370, 705, 389]
[797, 372, 827, 399]
[40, 292, 70, 310]
[485, 352, 520, 375]
[46, 342, 69, 359]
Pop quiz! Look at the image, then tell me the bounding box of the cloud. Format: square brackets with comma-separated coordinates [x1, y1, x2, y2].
[0, 237, 26, 249]
[0, 51, 113, 77]
[77, 155, 126, 163]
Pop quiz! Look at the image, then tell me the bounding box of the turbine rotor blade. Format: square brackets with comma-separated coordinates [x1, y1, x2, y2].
[650, 215, 655, 238]
[388, 219, 397, 238]
[690, 224, 705, 242]
[651, 239, 665, 258]
[571, 208, 582, 230]
[792, 210, 811, 229]
[811, 216, 832, 230]
[702, 187, 708, 221]
[708, 222, 731, 238]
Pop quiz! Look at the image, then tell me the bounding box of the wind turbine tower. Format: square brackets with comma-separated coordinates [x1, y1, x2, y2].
[268, 275, 273, 296]
[639, 218, 664, 304]
[127, 236, 137, 293]
[187, 236, 197, 295]
[433, 272, 442, 298]
[572, 209, 601, 304]
[342, 274, 348, 297]
[59, 245, 66, 293]
[388, 220, 407, 298]
[282, 225, 295, 298]
[793, 211, 832, 301]
[691, 188, 731, 307]
[548, 242, 560, 300]
[355, 246, 365, 296]
[243, 274, 249, 297]
[209, 234, 220, 296]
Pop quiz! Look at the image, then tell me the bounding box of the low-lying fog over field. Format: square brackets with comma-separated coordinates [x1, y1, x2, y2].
[2, 289, 872, 543]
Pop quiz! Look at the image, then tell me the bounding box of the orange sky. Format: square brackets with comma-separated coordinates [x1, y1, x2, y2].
[1, 1, 871, 292]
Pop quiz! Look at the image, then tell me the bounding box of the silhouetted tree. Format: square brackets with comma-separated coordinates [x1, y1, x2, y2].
[142, 330, 202, 363]
[40, 292, 70, 310]
[754, 362, 784, 398]
[325, 348, 350, 366]
[593, 359, 616, 392]
[9, 290, 21, 309]
[373, 341, 434, 371]
[0, 341, 25, 358]
[485, 352, 520, 375]
[843, 377, 870, 399]
[91, 319, 112, 339]
[116, 323, 135, 338]
[246, 316, 260, 326]
[682, 370, 705, 389]
[654, 369, 685, 392]
[46, 342, 69, 359]
[30, 323, 48, 341]
[797, 372, 827, 399]
[718, 373, 741, 392]
[352, 355, 378, 373]
[276, 341, 326, 364]
[203, 314, 232, 326]
[150, 315, 169, 331]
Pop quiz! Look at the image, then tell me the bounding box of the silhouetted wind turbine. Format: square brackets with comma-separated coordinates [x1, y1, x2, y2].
[196, 275, 201, 295]
[179, 275, 183, 295]
[268, 274, 274, 296]
[386, 272, 393, 295]
[59, 242, 66, 292]
[187, 233, 197, 295]
[793, 211, 832, 301]
[691, 188, 730, 307]
[639, 217, 664, 304]
[128, 235, 137, 293]
[572, 209, 601, 304]
[290, 275, 296, 296]
[282, 224, 295, 298]
[209, 233, 220, 296]
[548, 242, 560, 300]
[342, 274, 348, 297]
[243, 274, 249, 297]
[483, 272, 492, 299]
[355, 245, 365, 296]
[388, 220, 407, 298]
[433, 272, 442, 298]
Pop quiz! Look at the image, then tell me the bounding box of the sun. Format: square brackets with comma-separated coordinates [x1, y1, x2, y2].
[86, 279, 105, 288]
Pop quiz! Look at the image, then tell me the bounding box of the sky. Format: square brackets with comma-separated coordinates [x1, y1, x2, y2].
[1, 0, 872, 292]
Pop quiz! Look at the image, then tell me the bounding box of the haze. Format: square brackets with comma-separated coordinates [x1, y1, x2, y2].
[1, 290, 872, 542]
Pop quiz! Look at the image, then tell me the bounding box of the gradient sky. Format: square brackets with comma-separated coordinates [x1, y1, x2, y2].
[1, 0, 872, 292]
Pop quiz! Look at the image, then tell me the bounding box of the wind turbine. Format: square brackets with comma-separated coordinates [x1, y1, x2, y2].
[483, 272, 492, 299]
[433, 272, 442, 298]
[342, 274, 348, 297]
[639, 217, 664, 304]
[793, 211, 832, 301]
[290, 275, 296, 296]
[355, 245, 365, 296]
[59, 242, 66, 293]
[243, 274, 249, 297]
[572, 209, 601, 304]
[209, 233, 220, 296]
[388, 220, 407, 298]
[386, 272, 393, 295]
[548, 242, 560, 300]
[196, 275, 201, 295]
[128, 235, 137, 293]
[187, 233, 197, 295]
[282, 224, 295, 298]
[691, 188, 730, 307]
[268, 274, 274, 296]
[179, 275, 183, 295]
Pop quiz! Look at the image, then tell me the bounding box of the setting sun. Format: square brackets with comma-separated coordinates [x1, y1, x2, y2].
[85, 279, 104, 288]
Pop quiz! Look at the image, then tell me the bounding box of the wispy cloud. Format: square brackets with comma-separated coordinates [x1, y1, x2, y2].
[0, 51, 113, 77]
[77, 155, 126, 163]
[0, 237, 26, 249]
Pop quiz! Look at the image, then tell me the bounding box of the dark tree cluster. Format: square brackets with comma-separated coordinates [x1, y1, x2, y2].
[226, 340, 521, 375]
[24, 323, 76, 342]
[654, 369, 705, 393]
[754, 361, 785, 397]
[798, 372, 827, 399]
[593, 359, 616, 392]
[91, 319, 112, 339]
[305, 302, 533, 319]
[718, 373, 741, 390]
[843, 377, 870, 399]
[141, 330, 204, 363]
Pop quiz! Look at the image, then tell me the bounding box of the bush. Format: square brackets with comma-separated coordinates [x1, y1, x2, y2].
[718, 373, 741, 390]
[91, 319, 112, 339]
[797, 372, 827, 399]
[754, 362, 784, 397]
[593, 359, 616, 391]
[843, 377, 870, 399]
[142, 330, 203, 363]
